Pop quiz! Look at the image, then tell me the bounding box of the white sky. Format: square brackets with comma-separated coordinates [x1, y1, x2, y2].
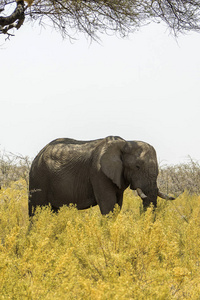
[0, 22, 200, 165]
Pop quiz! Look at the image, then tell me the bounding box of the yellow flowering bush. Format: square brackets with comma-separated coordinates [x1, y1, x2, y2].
[0, 180, 200, 299]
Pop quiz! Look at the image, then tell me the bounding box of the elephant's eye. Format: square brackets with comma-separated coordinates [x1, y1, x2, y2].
[136, 165, 140, 170]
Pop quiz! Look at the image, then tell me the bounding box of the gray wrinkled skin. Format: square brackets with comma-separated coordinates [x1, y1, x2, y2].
[29, 136, 159, 216]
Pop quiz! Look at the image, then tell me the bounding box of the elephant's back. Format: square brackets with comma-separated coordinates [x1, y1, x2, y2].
[33, 138, 80, 161]
[30, 138, 101, 171]
[30, 136, 124, 170]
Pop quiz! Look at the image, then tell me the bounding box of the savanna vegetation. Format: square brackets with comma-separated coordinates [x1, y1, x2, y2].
[1, 0, 200, 40]
[0, 152, 200, 299]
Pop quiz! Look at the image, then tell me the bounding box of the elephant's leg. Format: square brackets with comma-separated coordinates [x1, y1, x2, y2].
[116, 191, 124, 210]
[91, 176, 118, 215]
[98, 191, 117, 215]
[28, 187, 48, 216]
[28, 201, 35, 217]
[51, 205, 60, 213]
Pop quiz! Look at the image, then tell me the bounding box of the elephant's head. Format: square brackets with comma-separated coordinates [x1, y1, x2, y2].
[122, 141, 159, 208]
[100, 137, 176, 209]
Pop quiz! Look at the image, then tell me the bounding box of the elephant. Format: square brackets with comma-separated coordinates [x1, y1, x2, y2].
[28, 136, 177, 216]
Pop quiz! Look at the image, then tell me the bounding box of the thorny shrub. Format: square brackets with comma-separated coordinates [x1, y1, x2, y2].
[0, 150, 31, 188]
[158, 157, 200, 195]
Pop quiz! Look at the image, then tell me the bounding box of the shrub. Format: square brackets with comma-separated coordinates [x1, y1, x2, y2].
[0, 150, 31, 188]
[0, 180, 200, 299]
[158, 157, 200, 195]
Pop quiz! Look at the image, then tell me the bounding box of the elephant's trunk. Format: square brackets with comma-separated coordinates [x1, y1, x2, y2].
[157, 190, 181, 200]
[136, 188, 181, 201]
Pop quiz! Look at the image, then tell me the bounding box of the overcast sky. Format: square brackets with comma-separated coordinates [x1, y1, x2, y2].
[0, 22, 200, 165]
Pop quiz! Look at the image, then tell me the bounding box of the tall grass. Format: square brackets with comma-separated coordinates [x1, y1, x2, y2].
[1, 180, 200, 299]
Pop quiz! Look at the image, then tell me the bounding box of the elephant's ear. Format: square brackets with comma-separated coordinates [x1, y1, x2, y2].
[99, 139, 125, 189]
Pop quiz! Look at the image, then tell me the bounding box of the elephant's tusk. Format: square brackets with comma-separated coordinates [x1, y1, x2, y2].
[136, 188, 147, 199]
[157, 190, 176, 200]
